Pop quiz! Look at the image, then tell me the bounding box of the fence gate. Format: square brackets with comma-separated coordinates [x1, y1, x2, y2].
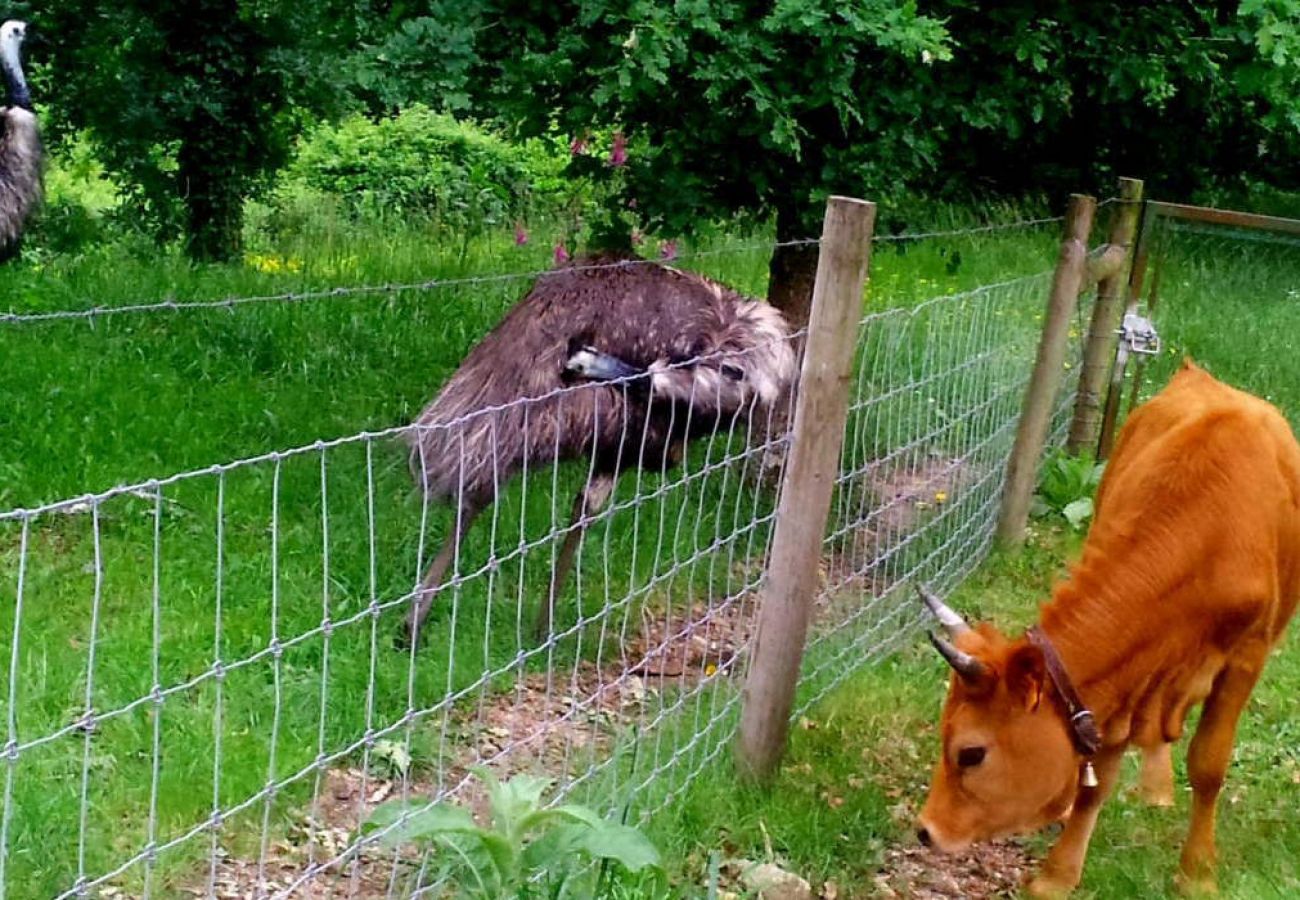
[1094, 200, 1300, 459]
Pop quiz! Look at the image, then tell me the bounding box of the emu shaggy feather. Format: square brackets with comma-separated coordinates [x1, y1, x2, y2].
[399, 251, 797, 647]
[0, 106, 39, 250]
[406, 251, 796, 505]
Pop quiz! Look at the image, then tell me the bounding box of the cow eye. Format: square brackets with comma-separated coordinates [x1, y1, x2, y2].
[957, 746, 987, 768]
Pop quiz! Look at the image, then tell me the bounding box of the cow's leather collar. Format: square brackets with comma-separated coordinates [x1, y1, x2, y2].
[1026, 626, 1102, 757]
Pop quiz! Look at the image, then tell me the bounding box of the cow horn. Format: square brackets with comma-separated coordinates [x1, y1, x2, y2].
[917, 583, 970, 637]
[928, 631, 988, 683]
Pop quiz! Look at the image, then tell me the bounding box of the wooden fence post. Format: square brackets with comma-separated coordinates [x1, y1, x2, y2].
[736, 196, 876, 783]
[996, 195, 1098, 546]
[1066, 177, 1143, 454]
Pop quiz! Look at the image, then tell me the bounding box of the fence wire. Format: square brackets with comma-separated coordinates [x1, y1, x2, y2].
[1106, 211, 1300, 433]
[0, 220, 1081, 899]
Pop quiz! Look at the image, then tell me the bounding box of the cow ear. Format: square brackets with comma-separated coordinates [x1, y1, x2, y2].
[1006, 644, 1047, 711]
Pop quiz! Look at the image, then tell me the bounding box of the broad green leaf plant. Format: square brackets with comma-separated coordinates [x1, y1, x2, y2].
[1033, 450, 1107, 530]
[362, 768, 664, 899]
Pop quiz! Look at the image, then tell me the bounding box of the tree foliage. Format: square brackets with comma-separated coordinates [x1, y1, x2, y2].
[12, 0, 1300, 267]
[30, 0, 331, 260]
[464, 0, 1300, 245]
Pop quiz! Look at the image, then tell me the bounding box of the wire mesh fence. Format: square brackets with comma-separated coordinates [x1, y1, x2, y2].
[0, 217, 1082, 898]
[1103, 207, 1300, 439]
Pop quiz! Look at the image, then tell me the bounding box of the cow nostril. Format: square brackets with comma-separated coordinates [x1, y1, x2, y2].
[917, 827, 932, 848]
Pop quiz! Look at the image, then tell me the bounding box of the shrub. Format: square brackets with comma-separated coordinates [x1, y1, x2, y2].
[288, 106, 568, 231]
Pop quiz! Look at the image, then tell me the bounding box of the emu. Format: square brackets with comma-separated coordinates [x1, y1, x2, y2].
[400, 251, 797, 648]
[1, 20, 39, 259]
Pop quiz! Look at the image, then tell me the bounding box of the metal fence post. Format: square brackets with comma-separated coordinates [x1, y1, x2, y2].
[736, 196, 875, 783]
[1067, 177, 1144, 454]
[996, 195, 1098, 546]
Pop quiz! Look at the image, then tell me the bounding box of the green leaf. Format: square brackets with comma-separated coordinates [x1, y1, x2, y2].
[363, 800, 479, 848]
[480, 769, 554, 833]
[519, 822, 588, 874]
[574, 823, 662, 872]
[1062, 497, 1095, 529]
[520, 803, 606, 834]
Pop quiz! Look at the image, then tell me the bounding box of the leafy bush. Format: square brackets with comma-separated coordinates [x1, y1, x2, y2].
[362, 768, 664, 899]
[1033, 450, 1106, 529]
[288, 107, 568, 231]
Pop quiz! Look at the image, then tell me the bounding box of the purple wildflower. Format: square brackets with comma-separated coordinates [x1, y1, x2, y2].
[554, 244, 570, 265]
[608, 131, 628, 168]
[570, 134, 589, 156]
[659, 240, 678, 261]
[514, 223, 529, 246]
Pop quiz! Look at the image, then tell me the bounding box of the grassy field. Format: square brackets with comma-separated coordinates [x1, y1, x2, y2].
[1, 201, 1295, 897]
[651, 224, 1300, 898]
[0, 207, 1064, 896]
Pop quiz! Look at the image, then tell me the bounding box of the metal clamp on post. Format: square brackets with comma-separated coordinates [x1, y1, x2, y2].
[1116, 312, 1161, 356]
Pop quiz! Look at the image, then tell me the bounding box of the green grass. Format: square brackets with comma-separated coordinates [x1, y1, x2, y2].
[653, 226, 1300, 898]
[9, 201, 1292, 898]
[0, 206, 1065, 896]
[653, 526, 1300, 898]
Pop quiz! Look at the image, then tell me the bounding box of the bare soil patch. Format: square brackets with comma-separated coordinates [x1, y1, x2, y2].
[871, 841, 1036, 898]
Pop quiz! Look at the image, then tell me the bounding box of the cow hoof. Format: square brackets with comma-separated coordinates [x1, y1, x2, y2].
[1174, 871, 1218, 897]
[1140, 790, 1176, 808]
[1024, 874, 1075, 899]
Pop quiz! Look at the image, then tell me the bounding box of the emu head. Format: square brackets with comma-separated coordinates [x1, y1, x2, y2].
[1, 20, 31, 112]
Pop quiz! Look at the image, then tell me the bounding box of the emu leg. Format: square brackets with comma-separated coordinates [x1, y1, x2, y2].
[1137, 742, 1176, 807]
[1026, 746, 1125, 898]
[533, 473, 617, 642]
[1179, 661, 1264, 891]
[398, 502, 484, 650]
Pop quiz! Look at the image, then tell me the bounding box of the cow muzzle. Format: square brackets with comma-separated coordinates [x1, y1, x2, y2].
[915, 816, 968, 854]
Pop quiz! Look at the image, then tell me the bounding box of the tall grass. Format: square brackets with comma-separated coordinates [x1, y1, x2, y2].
[651, 221, 1300, 898]
[0, 203, 1067, 895]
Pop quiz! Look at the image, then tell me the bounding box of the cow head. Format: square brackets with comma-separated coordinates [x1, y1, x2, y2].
[915, 587, 1080, 852]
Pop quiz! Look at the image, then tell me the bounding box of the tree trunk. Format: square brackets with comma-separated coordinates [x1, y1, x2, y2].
[759, 201, 821, 485]
[178, 124, 244, 263]
[767, 202, 821, 331]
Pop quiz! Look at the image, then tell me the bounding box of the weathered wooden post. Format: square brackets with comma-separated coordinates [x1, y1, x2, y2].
[996, 195, 1098, 546]
[1067, 177, 1144, 454]
[736, 196, 875, 782]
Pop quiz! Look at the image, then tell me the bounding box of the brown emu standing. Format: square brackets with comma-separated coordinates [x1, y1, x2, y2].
[1, 20, 40, 259]
[400, 251, 797, 648]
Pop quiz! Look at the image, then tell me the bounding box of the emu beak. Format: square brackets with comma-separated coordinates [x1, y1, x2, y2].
[565, 347, 644, 382]
[916, 583, 970, 637]
[928, 631, 988, 684]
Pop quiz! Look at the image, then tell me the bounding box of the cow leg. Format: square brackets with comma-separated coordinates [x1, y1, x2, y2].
[532, 473, 617, 642]
[398, 501, 485, 650]
[1178, 662, 1263, 892]
[1137, 742, 1176, 807]
[1027, 746, 1125, 898]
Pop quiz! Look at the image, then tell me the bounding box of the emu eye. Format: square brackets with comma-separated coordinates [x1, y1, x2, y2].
[957, 746, 986, 769]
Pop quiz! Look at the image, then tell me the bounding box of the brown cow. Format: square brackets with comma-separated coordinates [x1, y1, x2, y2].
[916, 360, 1300, 897]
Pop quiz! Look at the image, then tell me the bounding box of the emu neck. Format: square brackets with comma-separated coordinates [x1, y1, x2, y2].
[1, 44, 29, 111]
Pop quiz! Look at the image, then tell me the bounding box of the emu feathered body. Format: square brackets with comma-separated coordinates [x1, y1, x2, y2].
[399, 250, 797, 646]
[1, 20, 40, 253]
[406, 251, 796, 506]
[0, 106, 39, 246]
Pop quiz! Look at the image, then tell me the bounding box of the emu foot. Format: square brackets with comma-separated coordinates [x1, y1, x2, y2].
[394, 619, 421, 652]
